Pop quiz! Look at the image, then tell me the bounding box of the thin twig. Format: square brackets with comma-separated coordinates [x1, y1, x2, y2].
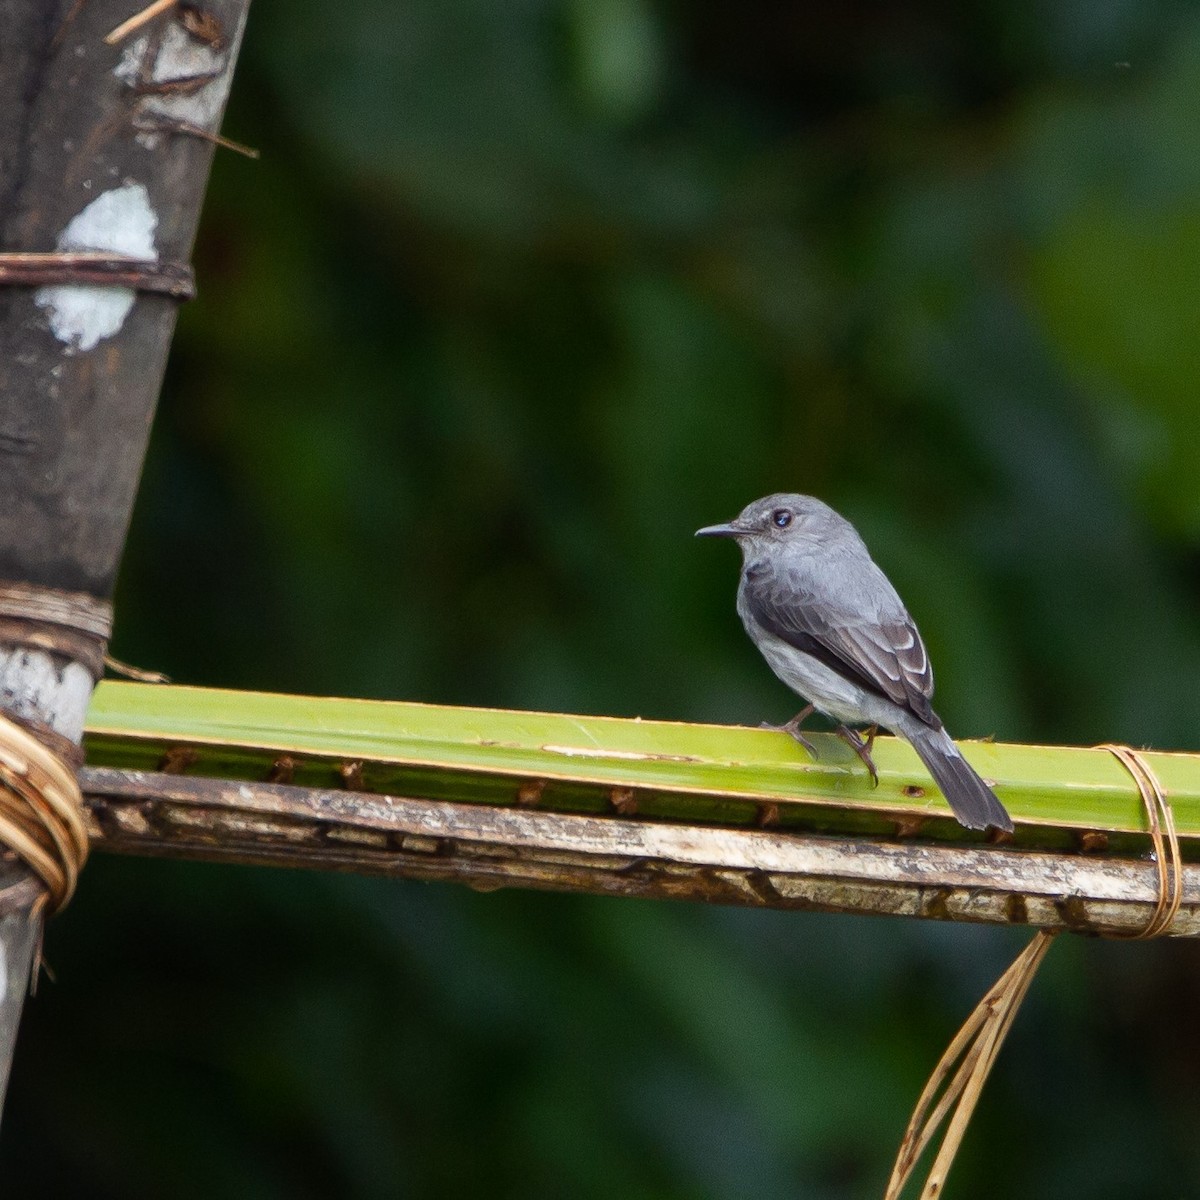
[133, 115, 259, 159]
[103, 654, 170, 684]
[104, 0, 177, 46]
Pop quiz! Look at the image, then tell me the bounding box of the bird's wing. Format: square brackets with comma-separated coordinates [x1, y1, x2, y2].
[743, 567, 939, 727]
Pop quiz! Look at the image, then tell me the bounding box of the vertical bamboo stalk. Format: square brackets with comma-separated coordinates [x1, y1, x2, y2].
[0, 0, 252, 1114]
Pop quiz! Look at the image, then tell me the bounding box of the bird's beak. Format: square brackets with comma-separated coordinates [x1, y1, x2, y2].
[695, 521, 744, 538]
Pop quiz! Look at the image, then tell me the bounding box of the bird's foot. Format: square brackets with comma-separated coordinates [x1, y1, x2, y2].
[760, 704, 817, 758]
[835, 724, 879, 788]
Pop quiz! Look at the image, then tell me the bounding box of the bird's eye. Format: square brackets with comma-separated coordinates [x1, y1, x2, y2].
[771, 509, 792, 528]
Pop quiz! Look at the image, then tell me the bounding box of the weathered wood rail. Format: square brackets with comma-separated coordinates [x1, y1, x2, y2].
[79, 767, 1200, 936]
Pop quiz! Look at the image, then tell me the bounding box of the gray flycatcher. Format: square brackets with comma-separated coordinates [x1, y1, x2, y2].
[697, 493, 1013, 832]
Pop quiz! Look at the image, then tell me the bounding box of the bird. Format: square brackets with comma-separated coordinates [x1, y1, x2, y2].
[696, 493, 1013, 832]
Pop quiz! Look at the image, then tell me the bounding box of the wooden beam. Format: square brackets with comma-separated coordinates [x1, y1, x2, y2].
[80, 766, 1200, 938]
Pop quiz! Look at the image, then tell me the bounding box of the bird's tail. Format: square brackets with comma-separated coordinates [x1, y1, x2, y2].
[907, 725, 1013, 832]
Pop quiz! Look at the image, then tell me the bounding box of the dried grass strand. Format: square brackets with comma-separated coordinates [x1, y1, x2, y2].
[884, 930, 1056, 1200]
[0, 712, 87, 911]
[103, 653, 170, 684]
[104, 0, 176, 45]
[1097, 743, 1182, 938]
[885, 743, 1180, 1198]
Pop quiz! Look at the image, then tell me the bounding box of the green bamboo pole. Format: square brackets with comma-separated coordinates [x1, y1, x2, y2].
[85, 681, 1200, 850]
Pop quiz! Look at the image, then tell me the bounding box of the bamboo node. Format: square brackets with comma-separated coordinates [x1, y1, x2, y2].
[0, 582, 113, 680]
[516, 780, 545, 808]
[609, 787, 638, 816]
[0, 710, 87, 913]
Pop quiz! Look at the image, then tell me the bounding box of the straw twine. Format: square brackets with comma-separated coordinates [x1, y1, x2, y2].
[884, 744, 1182, 1200]
[0, 711, 88, 913]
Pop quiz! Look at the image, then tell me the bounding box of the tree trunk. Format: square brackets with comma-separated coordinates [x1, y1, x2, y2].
[0, 0, 251, 1114]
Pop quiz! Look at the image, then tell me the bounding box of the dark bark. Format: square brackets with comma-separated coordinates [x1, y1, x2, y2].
[0, 0, 249, 593]
[0, 0, 251, 1114]
[0, 866, 41, 1108]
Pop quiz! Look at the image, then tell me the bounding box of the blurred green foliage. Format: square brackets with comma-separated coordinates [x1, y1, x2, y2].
[5, 1, 1200, 1196]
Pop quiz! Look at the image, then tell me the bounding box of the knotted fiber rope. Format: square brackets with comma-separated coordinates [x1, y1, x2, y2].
[0, 711, 89, 913]
[0, 583, 106, 911]
[884, 744, 1183, 1200]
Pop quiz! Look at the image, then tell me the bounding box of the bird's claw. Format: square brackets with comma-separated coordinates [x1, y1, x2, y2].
[835, 724, 880, 788]
[760, 705, 818, 759]
[788, 730, 818, 758]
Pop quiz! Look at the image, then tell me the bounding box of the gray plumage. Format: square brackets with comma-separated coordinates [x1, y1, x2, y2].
[697, 493, 1012, 832]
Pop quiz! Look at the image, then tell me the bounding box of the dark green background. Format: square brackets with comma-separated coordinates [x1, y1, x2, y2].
[5, 1, 1200, 1195]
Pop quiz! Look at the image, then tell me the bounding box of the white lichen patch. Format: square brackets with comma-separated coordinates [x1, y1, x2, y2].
[113, 35, 149, 86]
[35, 183, 158, 353]
[142, 23, 228, 127]
[0, 649, 94, 743]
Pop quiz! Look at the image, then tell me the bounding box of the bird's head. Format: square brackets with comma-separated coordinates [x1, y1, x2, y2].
[695, 493, 838, 552]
